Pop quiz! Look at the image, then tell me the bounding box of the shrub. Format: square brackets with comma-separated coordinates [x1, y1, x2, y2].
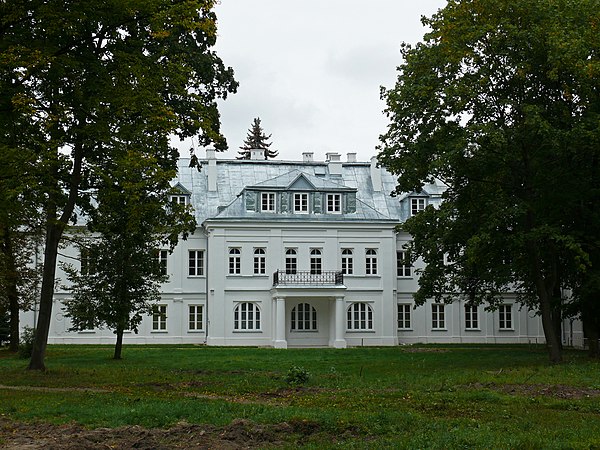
[285, 365, 310, 386]
[18, 326, 35, 359]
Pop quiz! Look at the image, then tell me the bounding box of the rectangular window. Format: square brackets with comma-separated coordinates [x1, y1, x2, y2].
[188, 305, 203, 331]
[398, 304, 411, 329]
[80, 247, 95, 276]
[294, 193, 309, 213]
[341, 249, 353, 275]
[229, 248, 241, 274]
[152, 304, 167, 331]
[465, 304, 479, 330]
[261, 192, 275, 212]
[499, 304, 513, 330]
[171, 195, 188, 205]
[253, 248, 266, 274]
[155, 250, 168, 276]
[397, 250, 412, 277]
[432, 303, 445, 330]
[365, 249, 378, 275]
[188, 250, 204, 276]
[411, 198, 426, 216]
[326, 193, 341, 213]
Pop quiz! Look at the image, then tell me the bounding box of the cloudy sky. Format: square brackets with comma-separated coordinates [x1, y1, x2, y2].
[195, 0, 447, 162]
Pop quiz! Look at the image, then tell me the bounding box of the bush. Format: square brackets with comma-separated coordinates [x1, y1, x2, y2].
[284, 365, 310, 386]
[18, 326, 35, 359]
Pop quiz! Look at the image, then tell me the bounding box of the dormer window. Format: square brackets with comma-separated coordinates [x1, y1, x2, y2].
[261, 192, 275, 212]
[326, 193, 341, 213]
[294, 193, 309, 213]
[411, 197, 426, 216]
[171, 195, 188, 206]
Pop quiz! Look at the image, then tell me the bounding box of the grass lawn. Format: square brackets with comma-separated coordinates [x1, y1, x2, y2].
[1, 344, 599, 448]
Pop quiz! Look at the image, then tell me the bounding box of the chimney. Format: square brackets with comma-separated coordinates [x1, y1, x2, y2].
[370, 156, 382, 191]
[250, 148, 264, 160]
[207, 147, 217, 192]
[302, 152, 314, 162]
[326, 152, 342, 176]
[346, 153, 357, 163]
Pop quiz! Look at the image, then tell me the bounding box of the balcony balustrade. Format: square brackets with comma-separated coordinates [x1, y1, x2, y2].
[272, 270, 344, 287]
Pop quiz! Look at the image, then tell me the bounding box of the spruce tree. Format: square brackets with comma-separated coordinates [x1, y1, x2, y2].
[238, 117, 278, 159]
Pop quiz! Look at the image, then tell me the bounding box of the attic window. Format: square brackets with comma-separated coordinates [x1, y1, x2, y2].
[411, 197, 426, 216]
[171, 195, 189, 206]
[294, 193, 309, 213]
[326, 193, 341, 213]
[261, 192, 275, 212]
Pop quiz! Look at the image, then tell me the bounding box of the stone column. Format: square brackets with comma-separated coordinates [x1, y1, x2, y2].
[333, 296, 347, 348]
[274, 297, 287, 349]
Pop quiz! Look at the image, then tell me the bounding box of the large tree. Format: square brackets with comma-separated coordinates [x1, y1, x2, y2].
[63, 147, 195, 360]
[379, 0, 600, 363]
[0, 0, 237, 370]
[237, 117, 278, 159]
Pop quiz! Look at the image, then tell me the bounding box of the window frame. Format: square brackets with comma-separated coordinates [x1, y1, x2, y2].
[431, 303, 446, 330]
[170, 195, 188, 205]
[341, 248, 354, 275]
[285, 248, 297, 274]
[260, 192, 276, 212]
[396, 250, 412, 277]
[365, 248, 378, 275]
[188, 304, 204, 331]
[464, 304, 479, 330]
[293, 192, 309, 213]
[499, 304, 513, 330]
[291, 302, 318, 331]
[152, 304, 168, 331]
[253, 248, 266, 275]
[310, 248, 322, 275]
[234, 302, 261, 331]
[347, 302, 374, 331]
[397, 303, 412, 330]
[188, 250, 204, 277]
[326, 193, 342, 214]
[228, 248, 241, 275]
[411, 197, 427, 216]
[156, 249, 168, 276]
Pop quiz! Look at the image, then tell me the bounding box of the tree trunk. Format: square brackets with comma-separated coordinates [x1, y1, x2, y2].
[28, 224, 63, 370]
[537, 285, 562, 363]
[114, 327, 124, 360]
[2, 229, 20, 352]
[582, 303, 600, 358]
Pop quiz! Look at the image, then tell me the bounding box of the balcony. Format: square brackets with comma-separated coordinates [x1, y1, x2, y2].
[272, 270, 344, 287]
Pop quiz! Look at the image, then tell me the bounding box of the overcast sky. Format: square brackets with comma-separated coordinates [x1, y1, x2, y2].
[187, 0, 447, 162]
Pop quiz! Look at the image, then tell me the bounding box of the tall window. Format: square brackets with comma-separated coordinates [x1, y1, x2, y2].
[80, 247, 95, 276]
[155, 250, 168, 276]
[254, 248, 266, 274]
[310, 248, 322, 274]
[294, 193, 309, 213]
[152, 304, 167, 331]
[285, 248, 297, 274]
[398, 304, 411, 329]
[411, 198, 426, 216]
[188, 250, 204, 276]
[465, 304, 479, 330]
[347, 302, 374, 331]
[261, 192, 275, 212]
[326, 193, 341, 213]
[365, 249, 378, 275]
[397, 250, 412, 277]
[432, 303, 445, 330]
[188, 305, 203, 331]
[341, 248, 354, 275]
[291, 303, 317, 331]
[499, 304, 513, 330]
[228, 248, 241, 274]
[234, 302, 261, 330]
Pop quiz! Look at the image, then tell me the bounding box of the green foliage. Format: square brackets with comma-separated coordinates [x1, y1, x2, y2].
[237, 117, 278, 159]
[17, 326, 35, 359]
[378, 0, 600, 363]
[285, 365, 311, 386]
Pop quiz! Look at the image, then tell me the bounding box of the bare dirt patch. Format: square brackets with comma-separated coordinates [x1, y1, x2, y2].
[0, 417, 338, 449]
[469, 382, 600, 399]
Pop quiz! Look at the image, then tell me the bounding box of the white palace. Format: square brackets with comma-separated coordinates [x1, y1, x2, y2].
[22, 149, 584, 348]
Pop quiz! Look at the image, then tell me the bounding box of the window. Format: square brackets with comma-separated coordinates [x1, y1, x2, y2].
[347, 302, 374, 331]
[80, 247, 95, 276]
[465, 304, 479, 330]
[326, 193, 341, 213]
[365, 249, 378, 275]
[254, 248, 266, 274]
[341, 248, 353, 275]
[499, 304, 513, 330]
[285, 248, 297, 274]
[155, 250, 168, 276]
[188, 305, 203, 331]
[294, 193, 309, 213]
[261, 192, 275, 212]
[432, 303, 445, 330]
[234, 302, 261, 330]
[398, 304, 411, 329]
[310, 248, 322, 275]
[291, 303, 317, 331]
[228, 248, 241, 274]
[170, 195, 188, 205]
[397, 250, 412, 277]
[411, 197, 426, 216]
[188, 250, 204, 276]
[152, 304, 167, 331]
